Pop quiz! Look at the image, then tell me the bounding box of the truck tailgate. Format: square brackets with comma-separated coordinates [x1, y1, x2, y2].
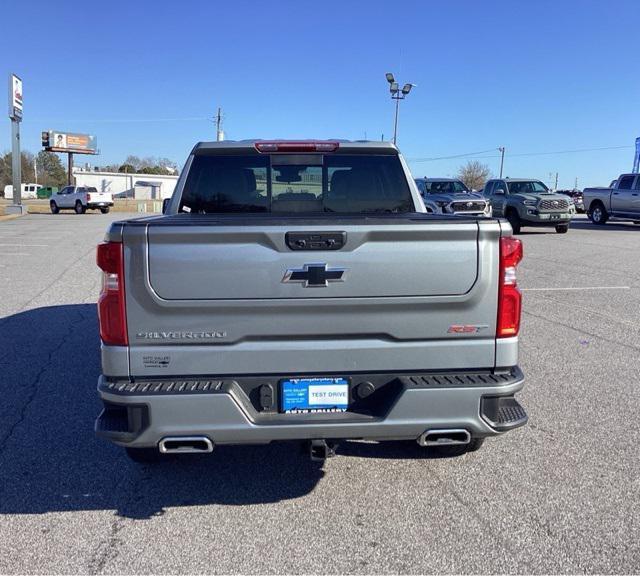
[147, 224, 477, 299]
[121, 216, 502, 376]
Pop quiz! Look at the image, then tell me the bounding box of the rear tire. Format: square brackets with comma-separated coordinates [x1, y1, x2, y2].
[555, 224, 569, 234]
[125, 447, 165, 463]
[506, 209, 521, 234]
[50, 201, 59, 214]
[75, 201, 86, 215]
[100, 207, 110, 214]
[589, 202, 608, 225]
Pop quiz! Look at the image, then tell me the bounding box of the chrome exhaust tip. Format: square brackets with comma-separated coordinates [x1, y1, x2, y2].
[417, 429, 471, 447]
[158, 436, 214, 454]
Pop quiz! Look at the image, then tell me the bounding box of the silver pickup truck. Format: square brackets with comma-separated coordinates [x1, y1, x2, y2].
[584, 173, 640, 225]
[95, 140, 527, 462]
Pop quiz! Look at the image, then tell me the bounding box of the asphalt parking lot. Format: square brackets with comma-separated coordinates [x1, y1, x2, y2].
[0, 213, 639, 574]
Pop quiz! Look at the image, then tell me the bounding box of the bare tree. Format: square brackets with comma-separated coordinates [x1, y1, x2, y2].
[457, 160, 491, 191]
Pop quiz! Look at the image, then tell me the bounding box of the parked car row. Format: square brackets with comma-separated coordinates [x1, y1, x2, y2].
[557, 189, 584, 213]
[416, 176, 575, 234]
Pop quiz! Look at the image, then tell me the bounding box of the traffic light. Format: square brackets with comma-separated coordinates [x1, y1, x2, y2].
[41, 131, 50, 149]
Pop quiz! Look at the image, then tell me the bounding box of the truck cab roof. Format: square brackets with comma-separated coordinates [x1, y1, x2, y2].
[192, 140, 399, 155]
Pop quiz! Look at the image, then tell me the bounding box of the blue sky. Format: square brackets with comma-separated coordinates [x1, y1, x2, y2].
[1, 0, 639, 188]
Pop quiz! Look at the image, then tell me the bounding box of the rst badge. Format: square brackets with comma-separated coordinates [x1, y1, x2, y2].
[448, 324, 489, 334]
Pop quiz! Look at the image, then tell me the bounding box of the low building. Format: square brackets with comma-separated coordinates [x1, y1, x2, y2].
[72, 168, 179, 200]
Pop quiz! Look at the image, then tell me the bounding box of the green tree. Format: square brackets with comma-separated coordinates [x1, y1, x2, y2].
[21, 151, 36, 183]
[36, 151, 67, 188]
[0, 152, 11, 190]
[118, 163, 136, 173]
[0, 151, 43, 191]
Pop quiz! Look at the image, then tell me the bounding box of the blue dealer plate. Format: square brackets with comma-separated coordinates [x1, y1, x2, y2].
[280, 377, 349, 413]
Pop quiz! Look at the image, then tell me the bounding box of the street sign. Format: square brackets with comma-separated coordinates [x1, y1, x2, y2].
[8, 73, 22, 120]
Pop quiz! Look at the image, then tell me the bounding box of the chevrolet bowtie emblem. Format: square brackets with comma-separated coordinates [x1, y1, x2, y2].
[282, 263, 346, 287]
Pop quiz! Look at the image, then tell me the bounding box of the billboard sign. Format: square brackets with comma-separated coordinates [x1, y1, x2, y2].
[45, 131, 98, 154]
[8, 74, 23, 120]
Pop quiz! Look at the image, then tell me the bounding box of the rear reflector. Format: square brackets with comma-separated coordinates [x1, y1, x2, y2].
[255, 140, 340, 153]
[97, 241, 128, 345]
[497, 237, 523, 338]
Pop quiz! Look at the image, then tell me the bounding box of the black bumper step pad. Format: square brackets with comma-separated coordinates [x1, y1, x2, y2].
[103, 379, 225, 395]
[481, 396, 528, 431]
[101, 367, 524, 398]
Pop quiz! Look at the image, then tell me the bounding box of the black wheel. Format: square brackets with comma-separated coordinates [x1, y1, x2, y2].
[75, 201, 86, 214]
[125, 447, 165, 463]
[506, 209, 521, 234]
[50, 201, 59, 214]
[555, 224, 569, 234]
[589, 202, 608, 225]
[100, 207, 110, 214]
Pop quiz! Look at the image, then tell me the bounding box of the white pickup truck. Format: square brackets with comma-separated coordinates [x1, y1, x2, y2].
[583, 173, 640, 225]
[49, 186, 114, 214]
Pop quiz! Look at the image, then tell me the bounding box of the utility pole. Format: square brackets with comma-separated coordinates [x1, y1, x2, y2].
[67, 153, 74, 185]
[574, 177, 578, 190]
[215, 107, 223, 142]
[34, 155, 37, 185]
[554, 172, 559, 190]
[498, 147, 505, 178]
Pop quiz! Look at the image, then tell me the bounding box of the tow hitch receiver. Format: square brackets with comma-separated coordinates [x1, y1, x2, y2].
[307, 439, 338, 461]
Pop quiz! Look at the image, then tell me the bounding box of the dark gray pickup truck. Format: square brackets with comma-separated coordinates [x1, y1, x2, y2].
[95, 140, 527, 462]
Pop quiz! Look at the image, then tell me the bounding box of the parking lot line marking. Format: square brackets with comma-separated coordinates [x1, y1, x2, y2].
[0, 243, 48, 247]
[0, 253, 31, 256]
[522, 286, 630, 292]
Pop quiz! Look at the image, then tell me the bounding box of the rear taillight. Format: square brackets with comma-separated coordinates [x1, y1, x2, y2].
[254, 140, 339, 153]
[97, 241, 128, 345]
[86, 193, 92, 202]
[497, 236, 523, 338]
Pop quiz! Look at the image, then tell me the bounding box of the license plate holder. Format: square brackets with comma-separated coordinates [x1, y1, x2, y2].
[280, 377, 349, 413]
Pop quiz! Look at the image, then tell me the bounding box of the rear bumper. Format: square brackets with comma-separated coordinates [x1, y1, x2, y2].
[95, 367, 527, 448]
[87, 202, 113, 208]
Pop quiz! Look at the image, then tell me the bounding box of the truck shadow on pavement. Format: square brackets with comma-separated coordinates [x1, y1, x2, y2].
[0, 304, 451, 520]
[568, 220, 640, 232]
[0, 304, 324, 519]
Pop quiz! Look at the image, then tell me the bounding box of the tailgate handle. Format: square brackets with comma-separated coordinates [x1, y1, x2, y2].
[286, 232, 346, 251]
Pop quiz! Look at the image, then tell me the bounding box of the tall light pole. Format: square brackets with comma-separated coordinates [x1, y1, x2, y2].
[498, 146, 505, 178]
[386, 73, 414, 145]
[215, 107, 223, 142]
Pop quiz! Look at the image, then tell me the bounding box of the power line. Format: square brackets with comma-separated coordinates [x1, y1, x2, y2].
[408, 144, 633, 163]
[408, 148, 497, 162]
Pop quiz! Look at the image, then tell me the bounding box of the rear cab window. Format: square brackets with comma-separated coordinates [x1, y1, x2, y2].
[618, 175, 635, 190]
[179, 152, 414, 214]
